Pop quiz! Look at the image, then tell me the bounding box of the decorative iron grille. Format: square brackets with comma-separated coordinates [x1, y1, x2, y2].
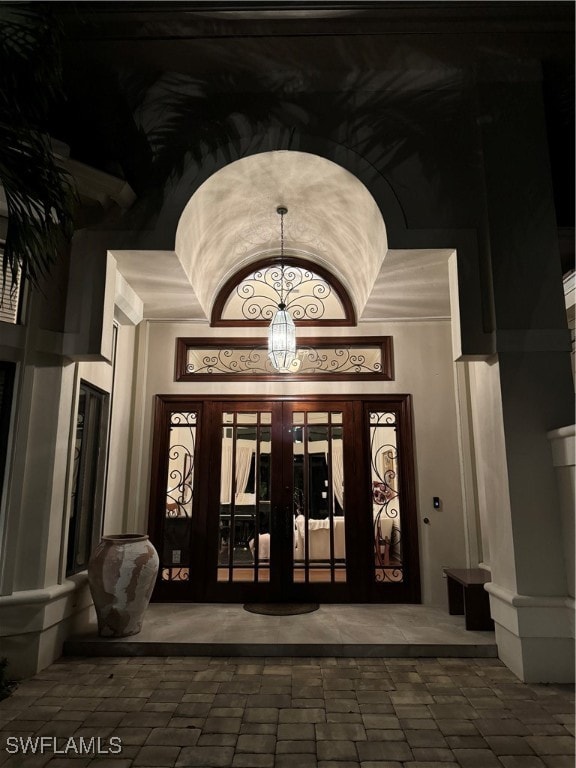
[230, 264, 340, 322]
[370, 410, 403, 583]
[166, 411, 197, 517]
[175, 337, 393, 381]
[161, 411, 197, 582]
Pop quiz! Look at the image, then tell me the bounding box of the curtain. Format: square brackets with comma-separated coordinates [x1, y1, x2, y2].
[220, 443, 233, 503]
[331, 439, 345, 511]
[220, 440, 254, 504]
[235, 445, 253, 498]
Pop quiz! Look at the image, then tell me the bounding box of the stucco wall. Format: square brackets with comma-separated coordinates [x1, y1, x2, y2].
[102, 324, 137, 535]
[548, 425, 575, 599]
[59, 324, 138, 569]
[0, 318, 137, 678]
[467, 359, 516, 592]
[128, 318, 470, 606]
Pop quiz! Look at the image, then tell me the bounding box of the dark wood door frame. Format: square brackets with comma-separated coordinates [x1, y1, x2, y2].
[148, 394, 421, 604]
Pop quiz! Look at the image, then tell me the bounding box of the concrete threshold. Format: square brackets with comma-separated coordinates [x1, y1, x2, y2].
[63, 603, 498, 658]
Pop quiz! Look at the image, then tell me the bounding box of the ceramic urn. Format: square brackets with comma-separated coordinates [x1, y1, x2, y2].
[87, 534, 159, 637]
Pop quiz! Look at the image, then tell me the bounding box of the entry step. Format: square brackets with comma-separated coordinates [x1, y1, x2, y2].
[64, 639, 497, 658]
[64, 603, 496, 659]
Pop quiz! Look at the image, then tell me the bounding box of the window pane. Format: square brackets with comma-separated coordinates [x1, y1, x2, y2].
[293, 411, 346, 585]
[218, 411, 273, 583]
[161, 411, 197, 582]
[220, 264, 347, 322]
[237, 412, 258, 424]
[370, 411, 403, 583]
[67, 383, 108, 576]
[0, 251, 22, 325]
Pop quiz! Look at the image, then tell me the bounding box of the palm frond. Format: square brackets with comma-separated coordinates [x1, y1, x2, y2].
[0, 4, 76, 292]
[138, 72, 303, 190]
[0, 123, 75, 287]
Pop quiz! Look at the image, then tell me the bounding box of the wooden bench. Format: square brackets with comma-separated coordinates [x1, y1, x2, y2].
[443, 568, 494, 631]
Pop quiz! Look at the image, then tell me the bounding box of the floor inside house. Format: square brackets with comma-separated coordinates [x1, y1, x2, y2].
[64, 603, 498, 658]
[1, 654, 573, 768]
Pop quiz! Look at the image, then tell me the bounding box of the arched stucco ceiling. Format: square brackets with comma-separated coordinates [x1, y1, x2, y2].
[175, 150, 388, 318]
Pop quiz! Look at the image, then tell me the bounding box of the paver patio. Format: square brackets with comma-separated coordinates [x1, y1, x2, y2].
[0, 656, 573, 767]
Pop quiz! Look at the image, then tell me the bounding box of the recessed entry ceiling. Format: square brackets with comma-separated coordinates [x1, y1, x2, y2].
[175, 151, 387, 317]
[364, 249, 453, 321]
[113, 150, 452, 322]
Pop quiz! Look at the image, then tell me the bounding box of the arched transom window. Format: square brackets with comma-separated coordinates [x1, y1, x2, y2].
[211, 257, 356, 327]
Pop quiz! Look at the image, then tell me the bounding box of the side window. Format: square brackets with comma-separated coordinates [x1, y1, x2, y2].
[66, 382, 109, 576]
[0, 247, 23, 325]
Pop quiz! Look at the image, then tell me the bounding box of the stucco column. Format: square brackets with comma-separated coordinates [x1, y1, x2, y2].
[473, 67, 574, 682]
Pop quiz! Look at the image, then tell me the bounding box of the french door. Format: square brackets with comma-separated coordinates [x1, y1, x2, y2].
[149, 395, 420, 603]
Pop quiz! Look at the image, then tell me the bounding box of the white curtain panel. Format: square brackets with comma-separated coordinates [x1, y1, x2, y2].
[235, 445, 254, 498]
[330, 439, 345, 511]
[220, 440, 255, 504]
[220, 443, 233, 503]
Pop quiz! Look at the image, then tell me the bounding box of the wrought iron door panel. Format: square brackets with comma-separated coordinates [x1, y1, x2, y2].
[148, 395, 420, 604]
[161, 410, 197, 582]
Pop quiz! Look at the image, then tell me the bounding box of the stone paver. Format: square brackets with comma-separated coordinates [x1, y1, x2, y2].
[276, 755, 317, 768]
[133, 745, 181, 766]
[0, 656, 572, 768]
[177, 745, 234, 766]
[317, 739, 358, 760]
[541, 757, 575, 767]
[232, 754, 273, 768]
[452, 747, 506, 767]
[276, 739, 316, 753]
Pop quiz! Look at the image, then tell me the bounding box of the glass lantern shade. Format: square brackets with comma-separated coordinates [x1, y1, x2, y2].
[268, 307, 296, 371]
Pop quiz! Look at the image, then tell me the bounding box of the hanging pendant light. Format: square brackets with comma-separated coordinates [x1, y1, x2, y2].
[268, 206, 296, 372]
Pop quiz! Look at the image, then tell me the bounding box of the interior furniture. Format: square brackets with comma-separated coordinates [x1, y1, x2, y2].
[249, 515, 346, 562]
[444, 567, 494, 631]
[293, 515, 345, 561]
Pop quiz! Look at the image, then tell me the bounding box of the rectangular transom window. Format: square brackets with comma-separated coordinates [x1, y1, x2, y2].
[175, 337, 393, 382]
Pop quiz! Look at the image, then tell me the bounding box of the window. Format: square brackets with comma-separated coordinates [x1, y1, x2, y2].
[66, 382, 109, 576]
[175, 336, 393, 381]
[0, 248, 23, 325]
[211, 257, 356, 326]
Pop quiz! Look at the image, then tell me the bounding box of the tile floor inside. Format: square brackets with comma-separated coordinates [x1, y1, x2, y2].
[0, 654, 573, 768]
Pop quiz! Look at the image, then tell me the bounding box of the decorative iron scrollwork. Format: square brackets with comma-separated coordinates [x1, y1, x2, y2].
[301, 347, 383, 374]
[166, 412, 197, 518]
[161, 568, 190, 582]
[187, 349, 270, 375]
[185, 344, 384, 377]
[176, 337, 392, 382]
[232, 264, 337, 322]
[162, 412, 197, 581]
[370, 410, 403, 583]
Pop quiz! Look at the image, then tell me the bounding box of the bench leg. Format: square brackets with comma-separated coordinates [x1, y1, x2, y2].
[447, 576, 464, 615]
[463, 585, 495, 631]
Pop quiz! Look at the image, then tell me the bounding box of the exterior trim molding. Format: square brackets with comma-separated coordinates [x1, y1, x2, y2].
[485, 582, 575, 640]
[485, 581, 575, 610]
[0, 574, 88, 610]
